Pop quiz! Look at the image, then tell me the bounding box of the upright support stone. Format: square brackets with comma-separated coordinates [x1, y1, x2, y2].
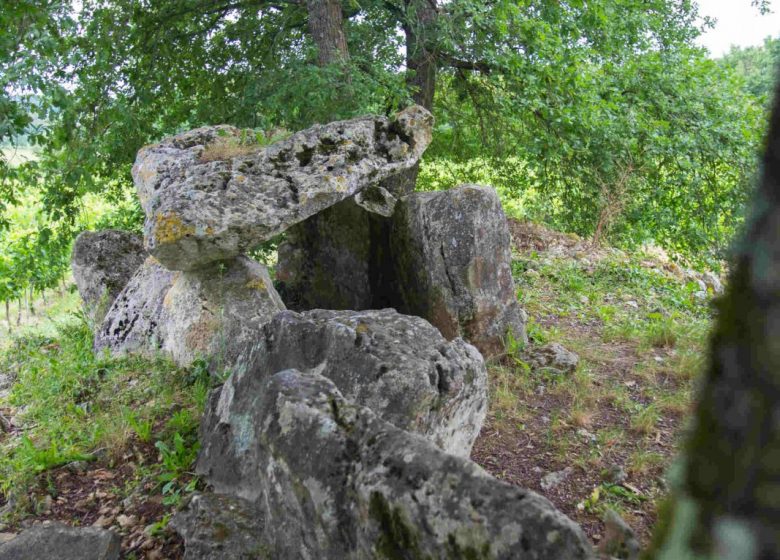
[95, 256, 284, 370]
[389, 184, 527, 357]
[71, 230, 146, 325]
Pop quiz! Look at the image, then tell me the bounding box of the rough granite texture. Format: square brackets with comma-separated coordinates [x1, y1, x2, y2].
[94, 256, 175, 356]
[389, 184, 527, 357]
[169, 493, 267, 560]
[71, 229, 146, 325]
[186, 369, 594, 560]
[95, 256, 284, 369]
[0, 523, 120, 560]
[209, 308, 487, 457]
[133, 106, 433, 271]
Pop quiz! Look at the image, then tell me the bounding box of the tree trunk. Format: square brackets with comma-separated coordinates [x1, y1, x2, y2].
[403, 0, 438, 111]
[5, 300, 9, 332]
[651, 81, 780, 558]
[28, 286, 35, 315]
[306, 0, 349, 65]
[16, 298, 21, 325]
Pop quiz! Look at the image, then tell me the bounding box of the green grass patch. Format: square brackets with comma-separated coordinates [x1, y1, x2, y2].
[0, 319, 209, 520]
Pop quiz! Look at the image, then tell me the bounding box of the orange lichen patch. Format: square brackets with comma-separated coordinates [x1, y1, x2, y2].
[154, 213, 196, 244]
[185, 312, 220, 355]
[245, 278, 267, 291]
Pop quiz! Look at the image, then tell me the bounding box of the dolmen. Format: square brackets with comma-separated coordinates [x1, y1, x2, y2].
[71, 107, 595, 559]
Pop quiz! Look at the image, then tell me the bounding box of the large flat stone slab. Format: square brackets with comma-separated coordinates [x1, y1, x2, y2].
[134, 106, 433, 271]
[184, 369, 594, 560]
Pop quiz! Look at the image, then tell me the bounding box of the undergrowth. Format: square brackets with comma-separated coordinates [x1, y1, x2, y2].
[0, 318, 208, 522]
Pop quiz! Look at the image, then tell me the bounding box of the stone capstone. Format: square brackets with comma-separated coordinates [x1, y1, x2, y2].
[133, 106, 433, 271]
[389, 185, 527, 357]
[95, 256, 284, 369]
[0, 522, 120, 560]
[70, 230, 146, 324]
[180, 369, 594, 560]
[203, 308, 487, 458]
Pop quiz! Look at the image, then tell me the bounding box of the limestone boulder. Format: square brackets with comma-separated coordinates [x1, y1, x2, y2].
[0, 523, 120, 560]
[159, 256, 285, 369]
[134, 106, 433, 271]
[94, 256, 175, 356]
[95, 256, 284, 369]
[390, 184, 527, 357]
[207, 308, 486, 457]
[71, 229, 146, 324]
[186, 369, 594, 560]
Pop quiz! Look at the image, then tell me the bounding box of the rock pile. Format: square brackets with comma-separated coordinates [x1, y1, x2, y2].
[71, 108, 594, 558]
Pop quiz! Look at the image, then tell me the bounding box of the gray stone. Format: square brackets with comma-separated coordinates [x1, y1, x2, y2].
[600, 509, 640, 560]
[169, 493, 268, 560]
[541, 467, 574, 491]
[389, 184, 527, 357]
[95, 256, 284, 369]
[354, 184, 397, 217]
[701, 270, 723, 294]
[134, 106, 433, 271]
[71, 229, 146, 325]
[206, 308, 486, 458]
[159, 256, 285, 369]
[94, 256, 175, 357]
[276, 197, 374, 311]
[0, 522, 120, 560]
[527, 342, 579, 373]
[187, 369, 594, 560]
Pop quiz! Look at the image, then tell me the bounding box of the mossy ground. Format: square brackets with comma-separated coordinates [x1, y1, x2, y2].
[0, 220, 715, 556]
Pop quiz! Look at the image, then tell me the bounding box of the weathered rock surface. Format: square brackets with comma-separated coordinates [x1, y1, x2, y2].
[527, 342, 580, 374]
[169, 493, 267, 560]
[0, 522, 120, 560]
[134, 106, 433, 271]
[276, 197, 375, 311]
[184, 369, 594, 560]
[71, 229, 146, 324]
[390, 184, 527, 357]
[94, 256, 175, 356]
[95, 256, 284, 369]
[276, 185, 527, 358]
[160, 256, 285, 368]
[600, 510, 640, 560]
[205, 308, 486, 458]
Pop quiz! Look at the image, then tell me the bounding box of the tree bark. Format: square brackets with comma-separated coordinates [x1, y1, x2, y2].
[306, 0, 349, 66]
[402, 0, 438, 111]
[651, 81, 780, 558]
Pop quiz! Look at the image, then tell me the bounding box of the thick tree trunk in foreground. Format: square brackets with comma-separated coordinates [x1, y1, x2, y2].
[652, 81, 780, 558]
[306, 0, 349, 66]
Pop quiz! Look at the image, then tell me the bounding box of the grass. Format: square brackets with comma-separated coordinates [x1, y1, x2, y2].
[0, 317, 209, 524]
[473, 226, 714, 544]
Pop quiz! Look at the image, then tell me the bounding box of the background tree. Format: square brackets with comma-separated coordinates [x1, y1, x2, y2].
[651, 75, 780, 560]
[0, 0, 772, 268]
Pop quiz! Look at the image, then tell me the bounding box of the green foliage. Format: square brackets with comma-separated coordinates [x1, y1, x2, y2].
[0, 0, 770, 289]
[0, 319, 205, 519]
